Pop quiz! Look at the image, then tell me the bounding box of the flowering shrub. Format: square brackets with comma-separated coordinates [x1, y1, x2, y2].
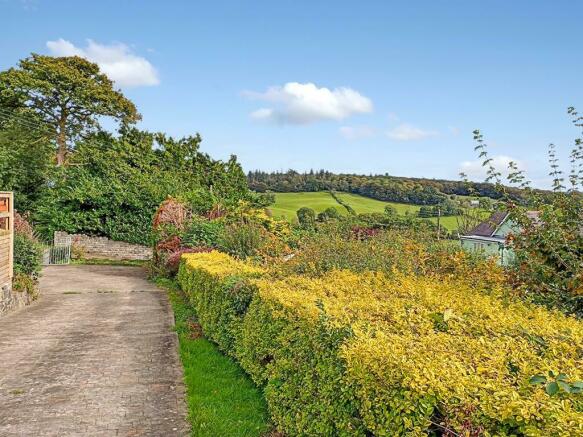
[178, 252, 583, 436]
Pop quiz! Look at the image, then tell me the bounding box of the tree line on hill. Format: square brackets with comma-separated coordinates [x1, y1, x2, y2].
[247, 169, 541, 206]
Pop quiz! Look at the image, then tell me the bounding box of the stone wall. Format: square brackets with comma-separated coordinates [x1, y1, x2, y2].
[54, 232, 152, 261]
[0, 282, 33, 316]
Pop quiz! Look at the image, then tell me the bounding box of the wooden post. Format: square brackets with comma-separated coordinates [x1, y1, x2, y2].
[0, 192, 13, 287]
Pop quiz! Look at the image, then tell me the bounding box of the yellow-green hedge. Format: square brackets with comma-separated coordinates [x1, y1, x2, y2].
[178, 252, 583, 436]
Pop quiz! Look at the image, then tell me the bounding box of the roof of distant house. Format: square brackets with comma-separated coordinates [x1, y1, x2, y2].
[468, 211, 509, 237]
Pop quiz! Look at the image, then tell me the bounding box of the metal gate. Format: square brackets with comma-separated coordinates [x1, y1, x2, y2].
[42, 237, 72, 265]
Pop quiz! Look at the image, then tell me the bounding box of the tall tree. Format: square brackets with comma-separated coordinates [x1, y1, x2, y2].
[0, 54, 140, 165]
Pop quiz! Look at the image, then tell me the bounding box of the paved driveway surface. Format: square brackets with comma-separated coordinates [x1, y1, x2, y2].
[0, 265, 188, 436]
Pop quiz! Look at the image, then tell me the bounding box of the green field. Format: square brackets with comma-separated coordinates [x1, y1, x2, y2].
[268, 191, 461, 231]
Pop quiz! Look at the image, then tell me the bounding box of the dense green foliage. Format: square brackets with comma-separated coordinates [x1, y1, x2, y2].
[33, 128, 250, 245]
[12, 213, 43, 297]
[1, 54, 251, 247]
[161, 278, 269, 437]
[182, 217, 225, 248]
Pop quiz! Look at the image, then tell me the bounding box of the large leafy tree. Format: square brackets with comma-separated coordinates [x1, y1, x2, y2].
[0, 54, 140, 165]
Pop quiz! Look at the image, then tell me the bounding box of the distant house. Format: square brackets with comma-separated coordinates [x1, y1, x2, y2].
[460, 211, 516, 265]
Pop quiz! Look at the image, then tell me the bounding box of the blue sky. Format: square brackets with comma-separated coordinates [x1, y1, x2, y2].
[2, 0, 582, 187]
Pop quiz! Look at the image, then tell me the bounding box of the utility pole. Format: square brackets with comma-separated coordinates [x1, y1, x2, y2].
[437, 206, 441, 240]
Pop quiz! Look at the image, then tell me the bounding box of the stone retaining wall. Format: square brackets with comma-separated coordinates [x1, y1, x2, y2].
[0, 282, 33, 316]
[54, 232, 152, 261]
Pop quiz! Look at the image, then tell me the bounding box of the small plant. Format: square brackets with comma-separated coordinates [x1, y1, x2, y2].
[12, 273, 39, 299]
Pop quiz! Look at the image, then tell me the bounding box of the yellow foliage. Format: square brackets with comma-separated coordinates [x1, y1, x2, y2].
[253, 270, 583, 435]
[181, 250, 264, 278]
[182, 251, 583, 435]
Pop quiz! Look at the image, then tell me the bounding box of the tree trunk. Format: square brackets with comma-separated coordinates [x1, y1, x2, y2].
[56, 109, 67, 166]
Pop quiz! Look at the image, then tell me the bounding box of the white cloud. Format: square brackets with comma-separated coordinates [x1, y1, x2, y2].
[243, 82, 373, 124]
[46, 38, 159, 87]
[339, 125, 375, 140]
[459, 155, 525, 181]
[386, 123, 438, 141]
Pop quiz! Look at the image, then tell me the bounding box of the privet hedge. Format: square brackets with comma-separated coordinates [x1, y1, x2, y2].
[178, 252, 583, 436]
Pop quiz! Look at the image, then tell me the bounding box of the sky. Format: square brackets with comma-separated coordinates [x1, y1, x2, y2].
[2, 0, 583, 188]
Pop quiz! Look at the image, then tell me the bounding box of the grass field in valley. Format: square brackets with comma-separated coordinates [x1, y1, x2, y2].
[268, 191, 461, 230]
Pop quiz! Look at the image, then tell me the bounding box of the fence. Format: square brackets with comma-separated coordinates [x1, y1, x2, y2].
[43, 234, 72, 266]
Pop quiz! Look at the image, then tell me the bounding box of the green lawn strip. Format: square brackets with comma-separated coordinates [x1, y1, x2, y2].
[157, 278, 270, 437]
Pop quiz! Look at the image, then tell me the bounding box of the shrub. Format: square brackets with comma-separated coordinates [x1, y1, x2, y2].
[469, 114, 583, 317]
[317, 206, 341, 222]
[12, 272, 38, 298]
[296, 207, 316, 229]
[278, 227, 498, 286]
[218, 221, 268, 259]
[384, 205, 397, 217]
[14, 211, 35, 238]
[34, 129, 251, 245]
[13, 232, 42, 278]
[178, 252, 583, 436]
[179, 251, 264, 352]
[182, 217, 224, 248]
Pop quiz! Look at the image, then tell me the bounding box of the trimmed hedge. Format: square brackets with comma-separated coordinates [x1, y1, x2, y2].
[178, 252, 583, 436]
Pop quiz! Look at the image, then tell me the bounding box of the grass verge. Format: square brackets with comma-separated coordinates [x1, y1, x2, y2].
[71, 258, 148, 267]
[156, 278, 270, 437]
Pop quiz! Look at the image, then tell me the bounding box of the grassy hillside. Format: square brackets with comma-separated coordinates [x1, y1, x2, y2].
[268, 192, 461, 231]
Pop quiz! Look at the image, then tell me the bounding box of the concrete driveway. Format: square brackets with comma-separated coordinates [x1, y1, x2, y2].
[0, 265, 188, 436]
